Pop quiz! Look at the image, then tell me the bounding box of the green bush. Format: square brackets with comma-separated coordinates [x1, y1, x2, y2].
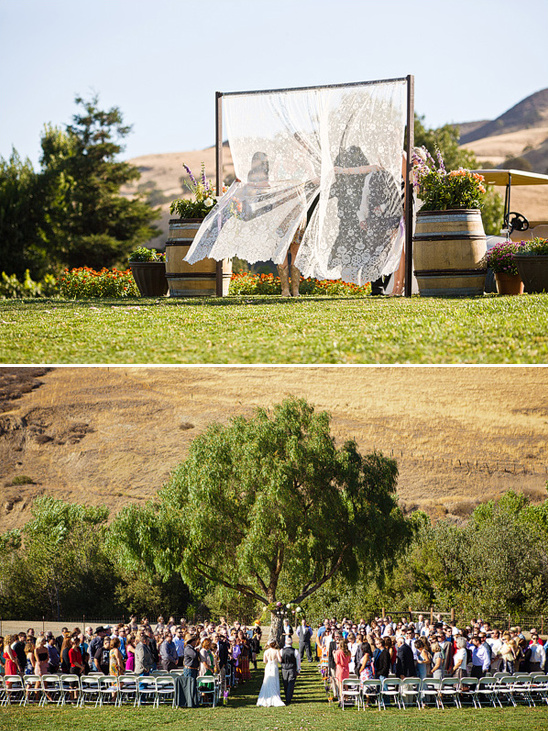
[521, 237, 548, 255]
[0, 270, 58, 299]
[128, 247, 165, 263]
[58, 267, 139, 298]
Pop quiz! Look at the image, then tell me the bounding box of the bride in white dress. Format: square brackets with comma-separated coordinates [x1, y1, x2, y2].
[257, 641, 285, 707]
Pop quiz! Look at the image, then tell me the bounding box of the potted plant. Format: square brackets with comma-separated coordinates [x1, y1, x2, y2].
[514, 237, 548, 293]
[167, 163, 232, 297]
[485, 241, 525, 295]
[128, 247, 168, 297]
[412, 148, 488, 297]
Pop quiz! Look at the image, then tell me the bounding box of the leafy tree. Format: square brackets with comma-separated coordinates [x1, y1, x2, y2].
[109, 397, 410, 639]
[0, 95, 160, 277]
[41, 95, 160, 270]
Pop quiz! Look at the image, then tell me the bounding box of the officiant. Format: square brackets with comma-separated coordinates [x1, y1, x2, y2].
[281, 636, 301, 705]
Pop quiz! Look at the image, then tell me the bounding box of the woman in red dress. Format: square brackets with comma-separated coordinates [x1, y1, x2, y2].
[333, 639, 351, 701]
[3, 635, 19, 676]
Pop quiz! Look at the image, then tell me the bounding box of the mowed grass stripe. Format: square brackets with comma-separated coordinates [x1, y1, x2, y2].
[2, 661, 548, 731]
[1, 294, 548, 363]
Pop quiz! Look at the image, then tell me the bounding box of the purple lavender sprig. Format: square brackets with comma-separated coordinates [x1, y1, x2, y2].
[183, 163, 197, 187]
[435, 147, 446, 173]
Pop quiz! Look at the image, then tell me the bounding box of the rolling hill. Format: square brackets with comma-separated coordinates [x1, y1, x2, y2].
[1, 367, 547, 535]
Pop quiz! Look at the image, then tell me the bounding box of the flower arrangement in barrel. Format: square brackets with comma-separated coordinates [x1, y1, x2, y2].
[170, 163, 227, 219]
[412, 147, 487, 211]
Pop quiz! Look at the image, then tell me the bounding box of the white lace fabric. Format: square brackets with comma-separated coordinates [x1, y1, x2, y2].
[186, 81, 406, 284]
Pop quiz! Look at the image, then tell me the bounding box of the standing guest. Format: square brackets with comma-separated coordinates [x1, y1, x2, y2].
[217, 632, 230, 695]
[94, 636, 111, 675]
[280, 636, 301, 706]
[55, 627, 68, 652]
[89, 627, 106, 671]
[173, 627, 185, 667]
[529, 633, 546, 672]
[135, 632, 154, 676]
[12, 632, 27, 675]
[250, 627, 261, 670]
[384, 637, 397, 674]
[487, 629, 503, 673]
[125, 633, 136, 673]
[159, 631, 178, 671]
[414, 639, 431, 680]
[117, 627, 127, 660]
[452, 637, 468, 680]
[33, 636, 49, 677]
[4, 635, 19, 676]
[199, 637, 215, 676]
[395, 636, 415, 678]
[297, 619, 313, 663]
[358, 640, 374, 686]
[68, 635, 85, 685]
[109, 637, 124, 677]
[46, 635, 60, 674]
[500, 633, 517, 675]
[238, 631, 251, 681]
[155, 616, 166, 634]
[374, 638, 391, 680]
[183, 634, 200, 679]
[24, 640, 35, 675]
[0, 637, 5, 675]
[333, 639, 351, 701]
[430, 641, 445, 680]
[60, 635, 72, 674]
[517, 637, 531, 673]
[470, 637, 490, 679]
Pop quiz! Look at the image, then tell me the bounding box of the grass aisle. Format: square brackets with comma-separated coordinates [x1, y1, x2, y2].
[3, 661, 548, 731]
[1, 294, 548, 363]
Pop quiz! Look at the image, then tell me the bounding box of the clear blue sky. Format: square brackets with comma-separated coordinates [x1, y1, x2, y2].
[1, 0, 547, 167]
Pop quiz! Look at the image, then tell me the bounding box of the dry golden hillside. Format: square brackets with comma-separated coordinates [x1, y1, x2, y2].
[1, 367, 547, 534]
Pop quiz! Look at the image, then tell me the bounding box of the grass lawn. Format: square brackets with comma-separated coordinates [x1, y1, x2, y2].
[1, 293, 548, 364]
[3, 662, 548, 731]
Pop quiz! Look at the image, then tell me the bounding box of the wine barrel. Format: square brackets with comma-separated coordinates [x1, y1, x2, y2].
[413, 209, 487, 297]
[165, 219, 232, 297]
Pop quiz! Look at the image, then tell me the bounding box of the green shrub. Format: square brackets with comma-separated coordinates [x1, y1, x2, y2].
[58, 267, 139, 298]
[11, 475, 35, 485]
[521, 237, 548, 255]
[0, 270, 58, 299]
[128, 247, 165, 263]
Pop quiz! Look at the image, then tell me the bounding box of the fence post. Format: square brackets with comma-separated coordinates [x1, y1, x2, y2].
[508, 614, 511, 630]
[541, 616, 544, 635]
[430, 606, 434, 624]
[382, 607, 385, 619]
[42, 616, 45, 633]
[451, 608, 455, 625]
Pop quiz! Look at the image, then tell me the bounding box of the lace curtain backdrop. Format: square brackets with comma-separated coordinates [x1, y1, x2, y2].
[185, 80, 407, 285]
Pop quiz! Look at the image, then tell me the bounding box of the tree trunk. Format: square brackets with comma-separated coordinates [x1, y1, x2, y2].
[269, 612, 284, 648]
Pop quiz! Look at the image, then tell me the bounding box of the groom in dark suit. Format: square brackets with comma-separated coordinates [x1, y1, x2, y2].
[280, 636, 301, 705]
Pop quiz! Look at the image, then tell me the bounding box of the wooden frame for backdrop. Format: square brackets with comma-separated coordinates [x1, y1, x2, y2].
[215, 75, 414, 297]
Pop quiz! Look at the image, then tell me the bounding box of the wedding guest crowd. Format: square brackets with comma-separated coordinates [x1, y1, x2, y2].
[0, 614, 263, 699]
[314, 614, 548, 692]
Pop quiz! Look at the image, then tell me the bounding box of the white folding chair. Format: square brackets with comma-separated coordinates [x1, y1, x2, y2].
[3, 675, 25, 705]
[458, 677, 478, 709]
[136, 675, 157, 706]
[79, 675, 102, 707]
[59, 674, 80, 706]
[40, 674, 63, 706]
[360, 678, 381, 709]
[529, 674, 548, 706]
[340, 677, 361, 709]
[155, 674, 175, 707]
[23, 674, 43, 706]
[98, 675, 118, 706]
[476, 676, 500, 707]
[439, 676, 463, 708]
[116, 674, 138, 706]
[400, 677, 421, 709]
[421, 678, 442, 709]
[495, 675, 516, 707]
[513, 674, 534, 706]
[380, 677, 402, 710]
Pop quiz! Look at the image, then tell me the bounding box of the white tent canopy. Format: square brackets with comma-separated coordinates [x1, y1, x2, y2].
[186, 79, 410, 286]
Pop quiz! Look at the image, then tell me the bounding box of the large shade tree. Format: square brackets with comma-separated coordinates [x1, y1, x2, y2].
[110, 397, 410, 638]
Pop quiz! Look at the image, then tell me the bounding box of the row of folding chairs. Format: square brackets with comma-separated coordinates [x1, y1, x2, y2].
[339, 674, 548, 710]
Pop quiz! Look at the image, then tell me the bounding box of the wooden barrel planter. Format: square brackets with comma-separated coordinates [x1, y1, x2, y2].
[413, 209, 487, 297]
[514, 254, 548, 293]
[129, 261, 168, 297]
[166, 219, 232, 297]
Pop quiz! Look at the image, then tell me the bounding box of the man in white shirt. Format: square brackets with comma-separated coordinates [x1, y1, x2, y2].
[487, 629, 503, 673]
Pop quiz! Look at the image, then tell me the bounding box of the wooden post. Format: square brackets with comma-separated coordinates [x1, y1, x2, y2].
[451, 607, 455, 625]
[215, 91, 223, 297]
[42, 616, 45, 633]
[541, 616, 544, 634]
[404, 74, 415, 298]
[382, 607, 385, 619]
[430, 606, 434, 624]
